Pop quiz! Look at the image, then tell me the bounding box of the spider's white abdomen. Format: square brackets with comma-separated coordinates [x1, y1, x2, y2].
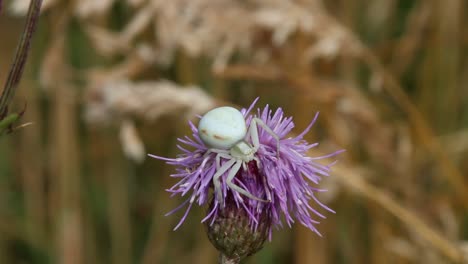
[198, 106, 247, 149]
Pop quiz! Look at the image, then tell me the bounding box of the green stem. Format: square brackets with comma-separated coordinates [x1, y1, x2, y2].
[218, 254, 240, 264]
[0, 0, 42, 118]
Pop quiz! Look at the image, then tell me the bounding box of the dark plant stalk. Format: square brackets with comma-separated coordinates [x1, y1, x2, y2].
[0, 0, 42, 120]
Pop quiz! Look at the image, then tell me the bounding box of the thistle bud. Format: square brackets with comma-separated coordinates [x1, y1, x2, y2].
[205, 194, 271, 263]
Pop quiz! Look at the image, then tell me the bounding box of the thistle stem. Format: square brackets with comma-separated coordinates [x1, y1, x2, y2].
[218, 254, 240, 264]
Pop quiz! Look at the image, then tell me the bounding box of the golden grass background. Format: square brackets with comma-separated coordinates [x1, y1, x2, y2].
[0, 0, 467, 263]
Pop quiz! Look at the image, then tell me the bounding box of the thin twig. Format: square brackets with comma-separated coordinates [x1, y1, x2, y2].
[327, 162, 465, 263]
[360, 49, 468, 209]
[0, 0, 42, 118]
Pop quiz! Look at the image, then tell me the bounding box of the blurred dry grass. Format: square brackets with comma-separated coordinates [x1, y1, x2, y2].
[1, 0, 468, 263]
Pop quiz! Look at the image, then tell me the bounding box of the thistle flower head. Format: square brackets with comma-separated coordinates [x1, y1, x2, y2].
[149, 98, 343, 259]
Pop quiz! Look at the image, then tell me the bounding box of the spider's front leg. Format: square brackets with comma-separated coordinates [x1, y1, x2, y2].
[212, 158, 236, 205]
[204, 149, 230, 169]
[249, 117, 280, 158]
[215, 152, 232, 170]
[226, 160, 269, 203]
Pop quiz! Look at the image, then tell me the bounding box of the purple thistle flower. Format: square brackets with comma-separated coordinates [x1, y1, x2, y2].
[149, 98, 343, 237]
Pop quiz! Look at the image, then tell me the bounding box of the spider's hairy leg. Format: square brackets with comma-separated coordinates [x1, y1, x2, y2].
[212, 158, 236, 205]
[226, 160, 268, 203]
[251, 117, 280, 158]
[246, 119, 260, 151]
[204, 148, 230, 169]
[204, 148, 229, 158]
[215, 152, 232, 170]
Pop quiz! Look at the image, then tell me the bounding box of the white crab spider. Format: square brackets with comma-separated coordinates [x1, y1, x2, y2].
[198, 106, 280, 205]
